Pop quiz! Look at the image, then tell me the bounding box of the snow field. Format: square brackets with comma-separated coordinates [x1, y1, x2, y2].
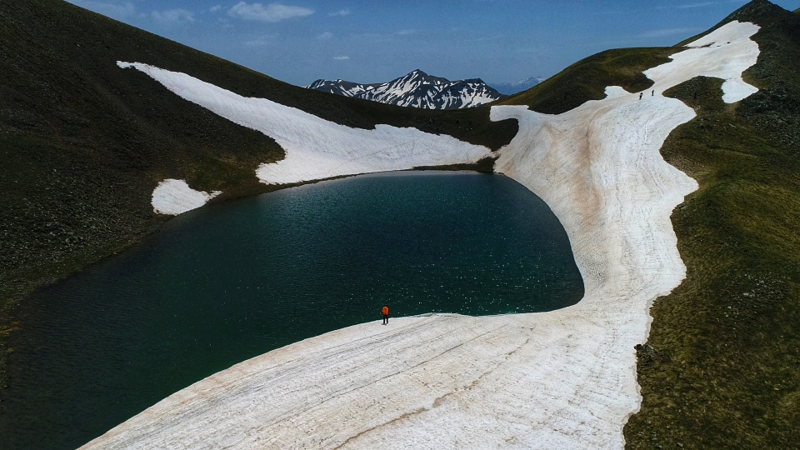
[89, 21, 760, 449]
[118, 61, 491, 194]
[644, 21, 761, 102]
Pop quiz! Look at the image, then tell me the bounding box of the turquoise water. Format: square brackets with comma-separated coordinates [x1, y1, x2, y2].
[0, 171, 583, 449]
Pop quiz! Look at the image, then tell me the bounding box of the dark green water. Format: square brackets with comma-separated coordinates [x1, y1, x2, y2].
[0, 171, 583, 449]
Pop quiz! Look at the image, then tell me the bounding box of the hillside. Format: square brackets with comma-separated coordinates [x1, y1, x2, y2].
[623, 2, 800, 448]
[77, 11, 782, 450]
[307, 69, 505, 109]
[496, 48, 678, 114]
[502, 2, 800, 447]
[2, 0, 799, 448]
[0, 0, 518, 386]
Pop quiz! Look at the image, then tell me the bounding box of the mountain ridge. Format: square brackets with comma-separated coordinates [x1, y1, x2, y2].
[622, 1, 800, 448]
[307, 69, 505, 109]
[488, 77, 543, 95]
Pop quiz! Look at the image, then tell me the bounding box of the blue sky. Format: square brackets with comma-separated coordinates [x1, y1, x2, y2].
[66, 0, 800, 86]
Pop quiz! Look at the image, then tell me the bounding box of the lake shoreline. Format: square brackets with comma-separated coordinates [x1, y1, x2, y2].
[0, 160, 494, 394]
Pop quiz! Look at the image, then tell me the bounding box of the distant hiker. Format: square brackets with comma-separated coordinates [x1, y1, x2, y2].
[382, 305, 389, 325]
[639, 92, 643, 100]
[652, 90, 654, 96]
[693, 91, 697, 100]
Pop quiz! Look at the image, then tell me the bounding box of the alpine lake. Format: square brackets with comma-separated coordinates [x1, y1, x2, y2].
[1, 171, 584, 449]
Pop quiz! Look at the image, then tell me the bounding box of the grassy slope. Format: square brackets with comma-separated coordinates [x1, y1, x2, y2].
[623, 1, 800, 449]
[0, 0, 517, 387]
[495, 47, 677, 114]
[494, 0, 800, 446]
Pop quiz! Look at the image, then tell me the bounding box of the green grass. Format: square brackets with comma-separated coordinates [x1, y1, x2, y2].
[493, 1, 800, 447]
[492, 2, 800, 447]
[624, 77, 800, 449]
[496, 47, 678, 114]
[624, 3, 800, 447]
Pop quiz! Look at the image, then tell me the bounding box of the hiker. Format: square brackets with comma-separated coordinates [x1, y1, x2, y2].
[382, 305, 389, 325]
[639, 92, 643, 100]
[652, 90, 654, 96]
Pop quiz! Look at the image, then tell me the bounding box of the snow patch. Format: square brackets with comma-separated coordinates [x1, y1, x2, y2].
[151, 179, 221, 215]
[119, 62, 491, 185]
[645, 21, 760, 103]
[86, 21, 760, 450]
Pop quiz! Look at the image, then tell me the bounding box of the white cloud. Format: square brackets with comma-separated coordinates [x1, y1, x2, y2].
[210, 5, 222, 13]
[394, 29, 418, 36]
[638, 27, 701, 38]
[329, 9, 350, 16]
[657, 1, 719, 9]
[218, 18, 234, 29]
[677, 1, 718, 8]
[228, 2, 314, 22]
[152, 9, 195, 25]
[333, 56, 350, 60]
[317, 31, 334, 40]
[245, 33, 280, 46]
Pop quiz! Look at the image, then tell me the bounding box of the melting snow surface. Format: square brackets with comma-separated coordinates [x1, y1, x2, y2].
[151, 179, 221, 215]
[89, 21, 759, 449]
[645, 21, 760, 103]
[118, 61, 491, 186]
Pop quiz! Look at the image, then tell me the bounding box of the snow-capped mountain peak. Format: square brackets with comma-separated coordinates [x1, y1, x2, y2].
[306, 70, 505, 109]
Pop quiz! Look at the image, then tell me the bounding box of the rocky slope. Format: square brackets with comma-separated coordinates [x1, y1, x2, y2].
[307, 69, 505, 109]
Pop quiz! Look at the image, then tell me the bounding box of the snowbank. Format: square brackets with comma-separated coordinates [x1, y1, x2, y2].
[118, 61, 491, 187]
[87, 21, 760, 449]
[151, 179, 220, 215]
[645, 21, 761, 103]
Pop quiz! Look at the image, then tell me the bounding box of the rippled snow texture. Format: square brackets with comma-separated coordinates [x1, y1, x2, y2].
[90, 21, 760, 449]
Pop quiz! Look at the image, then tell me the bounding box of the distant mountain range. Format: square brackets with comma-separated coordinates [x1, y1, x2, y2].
[488, 76, 544, 95]
[306, 69, 505, 109]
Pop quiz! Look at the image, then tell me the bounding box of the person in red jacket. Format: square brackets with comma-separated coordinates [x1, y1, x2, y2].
[382, 305, 389, 325]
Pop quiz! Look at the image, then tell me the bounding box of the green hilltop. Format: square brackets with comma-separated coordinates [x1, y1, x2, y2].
[496, 47, 677, 114]
[625, 1, 800, 448]
[1, 0, 799, 448]
[500, 3, 800, 445]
